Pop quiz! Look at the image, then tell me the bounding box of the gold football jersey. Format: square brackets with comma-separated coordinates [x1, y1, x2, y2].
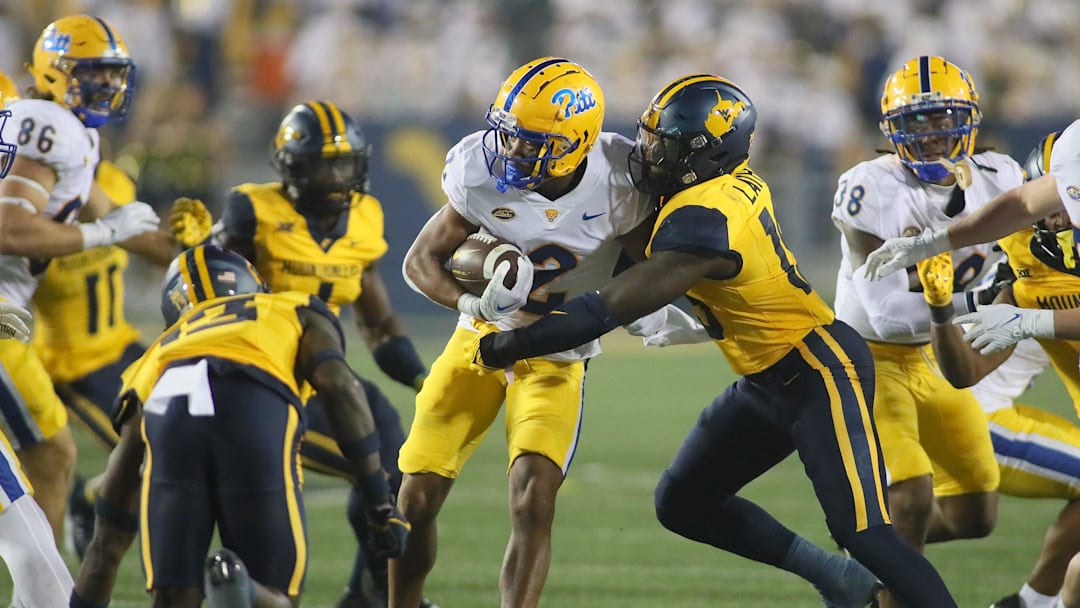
[999, 230, 1080, 409]
[232, 183, 388, 315]
[31, 160, 141, 382]
[119, 291, 335, 410]
[646, 166, 835, 375]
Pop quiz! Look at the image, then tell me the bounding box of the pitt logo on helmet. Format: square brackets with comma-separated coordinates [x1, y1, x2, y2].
[483, 57, 605, 192]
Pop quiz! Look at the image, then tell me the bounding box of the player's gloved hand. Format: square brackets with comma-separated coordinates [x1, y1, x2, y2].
[364, 501, 411, 559]
[916, 252, 954, 307]
[624, 304, 712, 348]
[863, 227, 953, 281]
[953, 304, 1055, 355]
[459, 257, 535, 322]
[79, 201, 162, 249]
[169, 197, 213, 248]
[0, 300, 32, 342]
[463, 319, 506, 374]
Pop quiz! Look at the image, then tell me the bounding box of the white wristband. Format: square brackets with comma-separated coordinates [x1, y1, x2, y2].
[78, 221, 111, 250]
[1029, 309, 1056, 339]
[929, 228, 954, 256]
[456, 293, 482, 318]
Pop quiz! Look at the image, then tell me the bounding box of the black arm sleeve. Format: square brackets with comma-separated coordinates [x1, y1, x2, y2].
[481, 291, 621, 368]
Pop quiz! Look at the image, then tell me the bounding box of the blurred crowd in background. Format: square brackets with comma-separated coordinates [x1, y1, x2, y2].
[3, 0, 1077, 313]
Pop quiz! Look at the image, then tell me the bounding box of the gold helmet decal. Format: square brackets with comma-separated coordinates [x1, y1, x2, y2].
[705, 92, 749, 138]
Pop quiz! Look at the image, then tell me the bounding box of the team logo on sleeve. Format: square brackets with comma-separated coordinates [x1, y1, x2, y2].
[492, 207, 516, 220]
[1067, 185, 1080, 201]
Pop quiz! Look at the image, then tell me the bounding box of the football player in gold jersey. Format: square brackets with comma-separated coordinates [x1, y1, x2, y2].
[170, 101, 429, 607]
[475, 74, 956, 606]
[70, 245, 409, 608]
[915, 133, 1080, 608]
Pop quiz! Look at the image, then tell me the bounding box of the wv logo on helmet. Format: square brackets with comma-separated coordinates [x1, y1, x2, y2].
[705, 93, 748, 137]
[551, 87, 597, 119]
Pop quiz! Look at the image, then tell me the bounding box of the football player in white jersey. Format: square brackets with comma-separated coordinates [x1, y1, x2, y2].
[0, 15, 162, 543]
[915, 135, 1080, 608]
[393, 57, 658, 608]
[831, 55, 1025, 608]
[0, 95, 74, 608]
[867, 118, 1080, 352]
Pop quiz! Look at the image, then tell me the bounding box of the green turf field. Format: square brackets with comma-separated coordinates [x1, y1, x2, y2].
[1, 328, 1074, 606]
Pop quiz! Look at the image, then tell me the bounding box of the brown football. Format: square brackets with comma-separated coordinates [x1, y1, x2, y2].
[450, 233, 523, 296]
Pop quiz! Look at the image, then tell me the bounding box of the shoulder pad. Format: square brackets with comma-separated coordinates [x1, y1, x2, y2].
[4, 99, 92, 170]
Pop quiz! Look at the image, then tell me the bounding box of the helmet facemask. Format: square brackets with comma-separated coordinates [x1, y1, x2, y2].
[881, 100, 978, 183]
[482, 106, 577, 193]
[278, 148, 370, 216]
[628, 123, 692, 197]
[1033, 212, 1078, 270]
[0, 109, 15, 179]
[63, 58, 135, 128]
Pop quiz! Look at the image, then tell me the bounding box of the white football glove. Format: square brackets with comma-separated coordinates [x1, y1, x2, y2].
[625, 304, 712, 348]
[79, 201, 162, 249]
[457, 256, 535, 322]
[953, 303, 1055, 355]
[0, 301, 32, 342]
[863, 227, 953, 281]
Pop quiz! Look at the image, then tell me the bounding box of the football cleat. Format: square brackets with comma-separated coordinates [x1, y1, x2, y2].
[987, 593, 1023, 608]
[204, 548, 253, 608]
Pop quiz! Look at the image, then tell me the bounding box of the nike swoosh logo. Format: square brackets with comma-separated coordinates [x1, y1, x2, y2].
[496, 304, 516, 312]
[1007, 313, 1021, 324]
[582, 211, 607, 221]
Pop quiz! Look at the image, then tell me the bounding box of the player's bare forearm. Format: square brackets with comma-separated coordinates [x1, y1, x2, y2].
[929, 307, 1012, 387]
[74, 412, 144, 604]
[948, 176, 1064, 250]
[616, 211, 659, 263]
[120, 229, 177, 266]
[355, 268, 407, 349]
[600, 249, 729, 323]
[0, 203, 86, 257]
[403, 204, 478, 309]
[1050, 308, 1080, 340]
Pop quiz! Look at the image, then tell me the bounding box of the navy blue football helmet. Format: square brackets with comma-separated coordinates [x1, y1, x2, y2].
[270, 101, 371, 215]
[161, 245, 268, 327]
[629, 74, 757, 198]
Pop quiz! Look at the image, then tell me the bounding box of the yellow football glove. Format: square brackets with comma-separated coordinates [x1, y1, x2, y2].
[169, 197, 213, 248]
[916, 252, 954, 307]
[463, 318, 504, 374]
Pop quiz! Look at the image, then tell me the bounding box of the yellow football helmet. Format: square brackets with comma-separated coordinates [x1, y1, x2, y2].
[0, 71, 18, 102]
[483, 57, 605, 192]
[28, 15, 135, 128]
[879, 55, 980, 182]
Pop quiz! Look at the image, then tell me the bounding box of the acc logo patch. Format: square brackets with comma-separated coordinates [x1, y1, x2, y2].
[901, 226, 922, 238]
[1067, 185, 1080, 201]
[705, 92, 748, 137]
[492, 207, 515, 221]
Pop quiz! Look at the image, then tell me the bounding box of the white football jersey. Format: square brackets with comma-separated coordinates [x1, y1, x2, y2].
[1051, 119, 1080, 226]
[442, 130, 653, 361]
[832, 152, 1023, 344]
[968, 338, 1048, 414]
[0, 99, 99, 306]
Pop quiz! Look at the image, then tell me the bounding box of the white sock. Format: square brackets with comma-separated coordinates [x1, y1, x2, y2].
[1020, 583, 1060, 608]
